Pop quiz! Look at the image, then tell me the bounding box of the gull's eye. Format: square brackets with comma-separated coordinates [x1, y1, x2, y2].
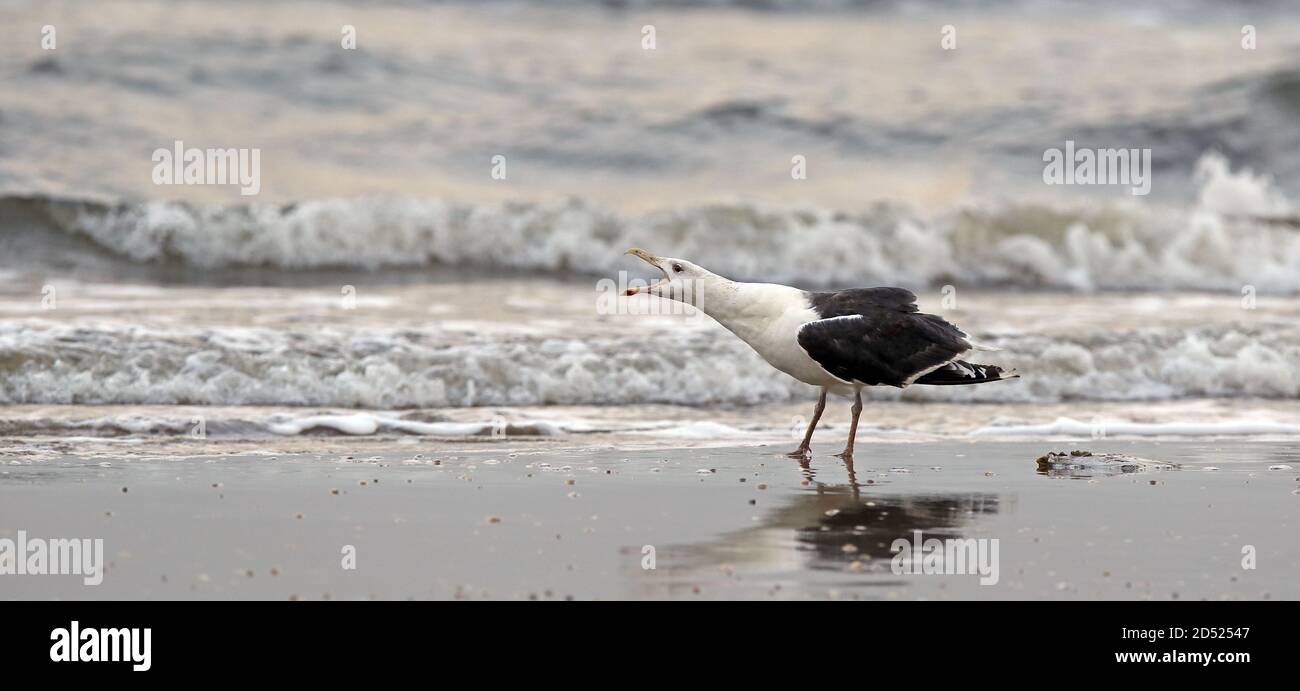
[672, 263, 684, 273]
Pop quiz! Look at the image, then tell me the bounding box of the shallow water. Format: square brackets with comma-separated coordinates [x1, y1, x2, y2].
[2, 269, 1298, 413]
[2, 0, 1299, 430]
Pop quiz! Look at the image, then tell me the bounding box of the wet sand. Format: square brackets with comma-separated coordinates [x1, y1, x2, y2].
[2, 439, 1296, 600]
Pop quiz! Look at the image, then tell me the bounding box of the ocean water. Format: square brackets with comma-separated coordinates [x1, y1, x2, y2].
[2, 0, 1300, 442]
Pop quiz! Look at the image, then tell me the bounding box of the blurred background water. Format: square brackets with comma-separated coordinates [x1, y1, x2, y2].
[1, 0, 1299, 437]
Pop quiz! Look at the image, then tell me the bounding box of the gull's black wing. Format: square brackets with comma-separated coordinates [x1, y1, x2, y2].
[797, 288, 970, 387]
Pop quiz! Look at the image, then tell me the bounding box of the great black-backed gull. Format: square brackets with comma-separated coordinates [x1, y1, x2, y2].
[624, 248, 1018, 459]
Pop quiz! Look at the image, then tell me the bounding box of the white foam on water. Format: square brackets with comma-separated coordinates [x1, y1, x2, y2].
[972, 416, 1300, 438]
[3, 319, 1299, 407]
[264, 413, 568, 437]
[636, 421, 753, 439]
[1195, 152, 1291, 217]
[38, 153, 1300, 294]
[266, 414, 380, 436]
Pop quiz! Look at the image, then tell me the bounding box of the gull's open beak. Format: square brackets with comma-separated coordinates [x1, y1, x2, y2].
[624, 247, 670, 296]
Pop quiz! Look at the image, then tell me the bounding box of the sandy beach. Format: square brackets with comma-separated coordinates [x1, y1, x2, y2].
[2, 432, 1296, 601]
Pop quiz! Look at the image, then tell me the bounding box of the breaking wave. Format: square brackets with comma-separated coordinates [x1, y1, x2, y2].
[4, 153, 1298, 293]
[2, 321, 1297, 408]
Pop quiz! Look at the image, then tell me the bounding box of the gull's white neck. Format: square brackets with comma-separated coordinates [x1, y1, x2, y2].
[671, 273, 837, 390]
[694, 277, 811, 345]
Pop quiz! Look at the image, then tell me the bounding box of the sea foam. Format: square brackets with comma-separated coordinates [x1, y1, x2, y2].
[2, 320, 1297, 408]
[15, 153, 1300, 294]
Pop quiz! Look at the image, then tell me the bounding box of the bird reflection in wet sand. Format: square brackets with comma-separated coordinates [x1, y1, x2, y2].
[800, 459, 1001, 565]
[629, 454, 1003, 598]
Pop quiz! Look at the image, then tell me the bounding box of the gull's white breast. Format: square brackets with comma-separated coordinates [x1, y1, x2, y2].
[708, 283, 854, 393]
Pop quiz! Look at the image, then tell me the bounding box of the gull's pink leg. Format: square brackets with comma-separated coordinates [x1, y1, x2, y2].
[786, 388, 827, 458]
[836, 390, 863, 460]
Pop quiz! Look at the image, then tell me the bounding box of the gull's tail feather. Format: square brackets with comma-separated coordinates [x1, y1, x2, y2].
[912, 360, 1019, 386]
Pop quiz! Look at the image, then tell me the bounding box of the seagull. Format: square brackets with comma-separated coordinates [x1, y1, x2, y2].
[624, 248, 1018, 459]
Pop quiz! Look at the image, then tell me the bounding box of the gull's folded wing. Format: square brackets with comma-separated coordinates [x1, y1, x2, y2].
[797, 288, 970, 387]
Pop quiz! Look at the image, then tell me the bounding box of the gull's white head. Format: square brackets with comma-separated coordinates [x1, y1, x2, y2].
[623, 248, 717, 302]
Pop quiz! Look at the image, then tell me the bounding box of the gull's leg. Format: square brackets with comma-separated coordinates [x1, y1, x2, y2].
[836, 390, 863, 460]
[786, 388, 827, 458]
